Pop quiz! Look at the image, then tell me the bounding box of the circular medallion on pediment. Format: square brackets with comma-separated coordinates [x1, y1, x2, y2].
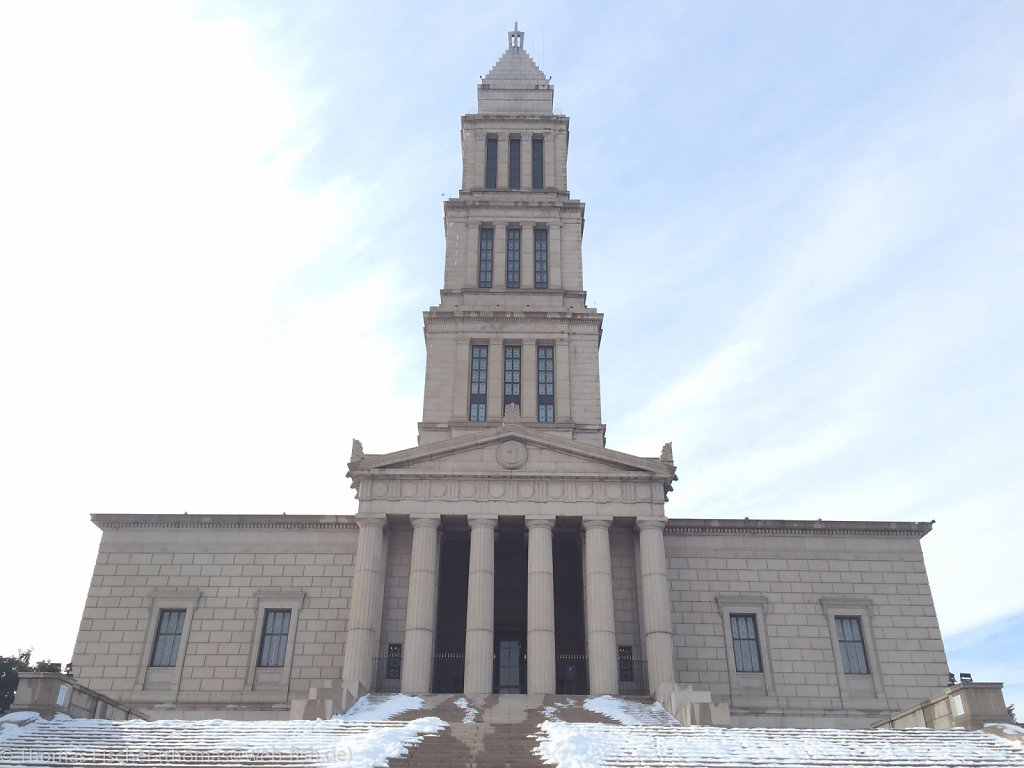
[517, 480, 534, 498]
[605, 483, 622, 500]
[430, 481, 448, 498]
[547, 482, 564, 499]
[637, 484, 653, 501]
[496, 439, 528, 469]
[460, 481, 477, 498]
[489, 481, 506, 499]
[576, 482, 593, 499]
[402, 481, 419, 498]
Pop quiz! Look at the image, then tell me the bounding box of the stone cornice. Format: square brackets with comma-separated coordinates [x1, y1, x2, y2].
[90, 513, 358, 531]
[424, 310, 602, 325]
[665, 518, 933, 538]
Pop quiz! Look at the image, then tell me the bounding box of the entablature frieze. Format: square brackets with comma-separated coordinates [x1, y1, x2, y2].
[357, 474, 664, 506]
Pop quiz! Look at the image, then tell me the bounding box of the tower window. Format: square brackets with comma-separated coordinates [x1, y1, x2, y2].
[532, 136, 544, 189]
[469, 345, 488, 421]
[503, 345, 521, 411]
[485, 137, 497, 189]
[538, 345, 554, 422]
[257, 609, 291, 668]
[836, 617, 869, 674]
[730, 614, 763, 673]
[149, 609, 185, 668]
[509, 137, 520, 189]
[506, 228, 521, 288]
[478, 228, 493, 288]
[534, 228, 548, 288]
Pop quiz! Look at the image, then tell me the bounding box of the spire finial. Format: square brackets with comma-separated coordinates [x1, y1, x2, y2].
[508, 22, 523, 52]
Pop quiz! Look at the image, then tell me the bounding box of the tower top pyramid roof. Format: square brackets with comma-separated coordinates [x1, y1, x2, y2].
[477, 23, 553, 115]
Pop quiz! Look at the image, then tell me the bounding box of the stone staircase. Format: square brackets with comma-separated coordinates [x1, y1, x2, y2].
[3, 695, 1023, 768]
[387, 694, 611, 768]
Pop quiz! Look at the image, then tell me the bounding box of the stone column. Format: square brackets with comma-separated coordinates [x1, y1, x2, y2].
[464, 516, 497, 694]
[637, 517, 675, 698]
[401, 515, 440, 693]
[584, 518, 618, 695]
[341, 516, 387, 692]
[526, 517, 556, 694]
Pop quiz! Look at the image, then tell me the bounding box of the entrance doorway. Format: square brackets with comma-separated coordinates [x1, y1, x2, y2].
[496, 635, 525, 693]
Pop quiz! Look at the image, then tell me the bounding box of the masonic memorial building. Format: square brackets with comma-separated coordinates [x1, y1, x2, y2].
[71, 28, 950, 728]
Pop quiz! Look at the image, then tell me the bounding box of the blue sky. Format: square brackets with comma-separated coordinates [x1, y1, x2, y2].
[0, 1, 1020, 711]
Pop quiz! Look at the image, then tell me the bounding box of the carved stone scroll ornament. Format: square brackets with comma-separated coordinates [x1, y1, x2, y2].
[351, 439, 364, 461]
[660, 441, 674, 464]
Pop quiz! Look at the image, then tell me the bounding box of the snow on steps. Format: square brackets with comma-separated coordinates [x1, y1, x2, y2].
[0, 712, 444, 768]
[534, 722, 1024, 768]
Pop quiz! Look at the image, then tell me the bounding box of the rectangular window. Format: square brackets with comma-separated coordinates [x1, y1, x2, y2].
[149, 609, 185, 667]
[836, 617, 869, 674]
[469, 345, 488, 422]
[730, 614, 763, 673]
[506, 228, 521, 288]
[386, 643, 402, 680]
[538, 345, 554, 422]
[485, 137, 497, 189]
[503, 345, 521, 411]
[508, 137, 520, 189]
[532, 137, 544, 189]
[257, 609, 291, 668]
[534, 228, 548, 288]
[617, 645, 634, 683]
[478, 227, 493, 288]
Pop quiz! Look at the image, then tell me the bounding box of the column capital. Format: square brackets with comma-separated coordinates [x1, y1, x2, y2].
[636, 517, 667, 532]
[468, 515, 498, 530]
[525, 516, 556, 530]
[582, 517, 612, 531]
[410, 514, 441, 530]
[356, 516, 387, 530]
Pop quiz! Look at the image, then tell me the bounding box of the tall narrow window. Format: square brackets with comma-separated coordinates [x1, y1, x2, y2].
[485, 137, 497, 189]
[835, 617, 869, 674]
[469, 345, 488, 422]
[257, 609, 291, 668]
[506, 228, 521, 288]
[150, 609, 185, 667]
[730, 614, 762, 673]
[534, 228, 548, 288]
[532, 136, 544, 189]
[508, 137, 520, 189]
[537, 345, 554, 422]
[503, 345, 521, 411]
[478, 228, 493, 288]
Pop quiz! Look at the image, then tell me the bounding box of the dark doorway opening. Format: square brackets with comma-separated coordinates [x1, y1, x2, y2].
[494, 523, 527, 693]
[553, 527, 588, 694]
[432, 532, 469, 693]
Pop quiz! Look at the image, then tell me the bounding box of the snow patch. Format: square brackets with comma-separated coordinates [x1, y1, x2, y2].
[334, 693, 424, 721]
[583, 695, 678, 725]
[454, 697, 478, 723]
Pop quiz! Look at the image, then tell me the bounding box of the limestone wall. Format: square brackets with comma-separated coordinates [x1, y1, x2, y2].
[663, 521, 948, 728]
[71, 515, 359, 720]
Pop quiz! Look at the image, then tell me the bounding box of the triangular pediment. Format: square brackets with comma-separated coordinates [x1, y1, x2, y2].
[350, 424, 672, 479]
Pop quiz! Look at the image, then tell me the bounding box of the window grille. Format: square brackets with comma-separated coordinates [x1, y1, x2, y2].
[150, 609, 185, 668]
[534, 228, 548, 288]
[257, 609, 291, 668]
[730, 614, 763, 673]
[485, 137, 497, 188]
[478, 228, 493, 288]
[470, 345, 488, 421]
[538, 345, 554, 422]
[503, 345, 521, 409]
[836, 617, 869, 674]
[506, 228, 521, 288]
[532, 137, 543, 189]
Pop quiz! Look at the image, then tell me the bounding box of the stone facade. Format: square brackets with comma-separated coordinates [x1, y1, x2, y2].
[71, 29, 951, 727]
